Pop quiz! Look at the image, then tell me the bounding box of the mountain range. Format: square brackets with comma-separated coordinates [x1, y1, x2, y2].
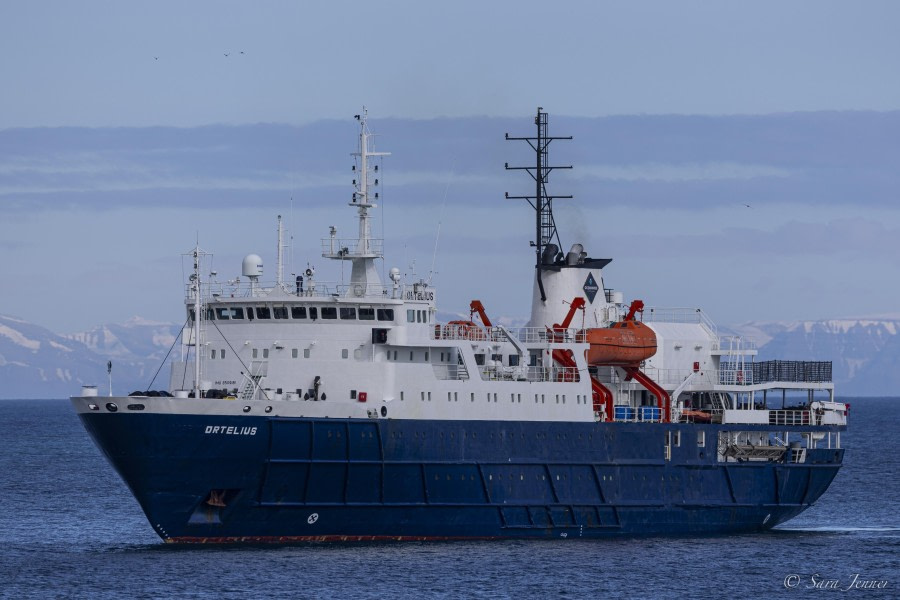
[1, 312, 896, 399]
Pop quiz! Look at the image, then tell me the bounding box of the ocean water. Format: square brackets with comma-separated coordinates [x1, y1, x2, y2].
[0, 398, 897, 599]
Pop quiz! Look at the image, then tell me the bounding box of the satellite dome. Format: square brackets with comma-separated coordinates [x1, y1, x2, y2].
[242, 254, 263, 278]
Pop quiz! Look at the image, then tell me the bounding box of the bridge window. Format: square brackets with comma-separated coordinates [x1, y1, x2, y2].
[230, 307, 244, 319]
[321, 307, 337, 319]
[309, 307, 318, 320]
[340, 307, 357, 320]
[215, 307, 230, 320]
[377, 309, 394, 322]
[407, 309, 415, 323]
[291, 306, 307, 319]
[273, 306, 288, 319]
[475, 354, 485, 366]
[509, 355, 519, 367]
[359, 307, 375, 320]
[256, 307, 271, 319]
[205, 308, 215, 320]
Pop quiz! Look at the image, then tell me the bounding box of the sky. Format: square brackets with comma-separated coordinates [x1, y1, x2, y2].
[1, 1, 899, 333]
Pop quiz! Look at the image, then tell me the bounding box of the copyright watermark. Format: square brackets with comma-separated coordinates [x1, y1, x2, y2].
[784, 573, 889, 591]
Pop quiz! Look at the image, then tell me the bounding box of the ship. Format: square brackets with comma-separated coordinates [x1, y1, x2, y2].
[72, 108, 847, 542]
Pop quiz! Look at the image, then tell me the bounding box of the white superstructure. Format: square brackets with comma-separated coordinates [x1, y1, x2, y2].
[158, 109, 841, 434]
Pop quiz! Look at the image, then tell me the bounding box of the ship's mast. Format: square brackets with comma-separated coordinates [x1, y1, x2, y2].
[322, 107, 391, 296]
[505, 107, 572, 302]
[191, 245, 202, 399]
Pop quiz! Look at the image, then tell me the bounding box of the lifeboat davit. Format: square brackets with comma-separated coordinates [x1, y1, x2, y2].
[585, 320, 657, 366]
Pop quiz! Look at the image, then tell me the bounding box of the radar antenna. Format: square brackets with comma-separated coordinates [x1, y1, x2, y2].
[505, 107, 572, 302]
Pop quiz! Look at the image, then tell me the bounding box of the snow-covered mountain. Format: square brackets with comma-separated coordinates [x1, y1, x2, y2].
[0, 314, 181, 399]
[1, 313, 896, 399]
[727, 318, 900, 395]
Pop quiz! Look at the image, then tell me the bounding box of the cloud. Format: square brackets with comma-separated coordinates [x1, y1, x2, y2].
[597, 218, 900, 261]
[1, 111, 898, 213]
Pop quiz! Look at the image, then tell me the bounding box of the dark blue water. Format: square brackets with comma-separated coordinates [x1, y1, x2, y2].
[1, 398, 897, 598]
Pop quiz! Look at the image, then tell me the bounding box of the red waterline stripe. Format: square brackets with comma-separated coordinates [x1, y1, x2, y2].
[166, 535, 503, 544]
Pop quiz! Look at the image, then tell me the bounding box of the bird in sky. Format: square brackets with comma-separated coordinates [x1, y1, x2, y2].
[743, 203, 752, 208]
[153, 56, 159, 60]
[224, 52, 230, 57]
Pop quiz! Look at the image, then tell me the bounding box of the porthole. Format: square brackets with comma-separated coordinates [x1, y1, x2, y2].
[243, 406, 251, 413]
[105, 403, 118, 412]
[265, 406, 273, 413]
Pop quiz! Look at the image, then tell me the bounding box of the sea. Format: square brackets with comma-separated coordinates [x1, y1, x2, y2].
[0, 398, 897, 599]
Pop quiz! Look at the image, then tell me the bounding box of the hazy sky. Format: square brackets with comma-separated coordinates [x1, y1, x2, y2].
[1, 1, 899, 333]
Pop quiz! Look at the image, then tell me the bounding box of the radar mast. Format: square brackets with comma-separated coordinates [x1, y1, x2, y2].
[505, 107, 572, 302]
[322, 108, 391, 297]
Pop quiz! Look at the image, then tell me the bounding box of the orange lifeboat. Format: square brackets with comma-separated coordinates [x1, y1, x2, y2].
[585, 320, 657, 366]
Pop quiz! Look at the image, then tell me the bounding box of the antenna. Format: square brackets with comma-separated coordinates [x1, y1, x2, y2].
[505, 107, 572, 302]
[276, 215, 284, 286]
[428, 160, 455, 285]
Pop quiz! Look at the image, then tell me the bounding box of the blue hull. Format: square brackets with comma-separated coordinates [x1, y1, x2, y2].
[77, 413, 843, 542]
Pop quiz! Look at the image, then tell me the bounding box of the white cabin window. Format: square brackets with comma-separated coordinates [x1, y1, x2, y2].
[210, 349, 216, 359]
[252, 349, 258, 359]
[354, 348, 362, 359]
[421, 392, 425, 401]
[407, 309, 415, 323]
[470, 393, 474, 402]
[263, 349, 269, 359]
[359, 307, 375, 320]
[454, 392, 458, 402]
[401, 391, 404, 401]
[428, 392, 431, 401]
[409, 351, 414, 361]
[448, 392, 452, 402]
[304, 349, 310, 358]
[292, 349, 298, 358]
[220, 349, 225, 359]
[342, 349, 349, 359]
